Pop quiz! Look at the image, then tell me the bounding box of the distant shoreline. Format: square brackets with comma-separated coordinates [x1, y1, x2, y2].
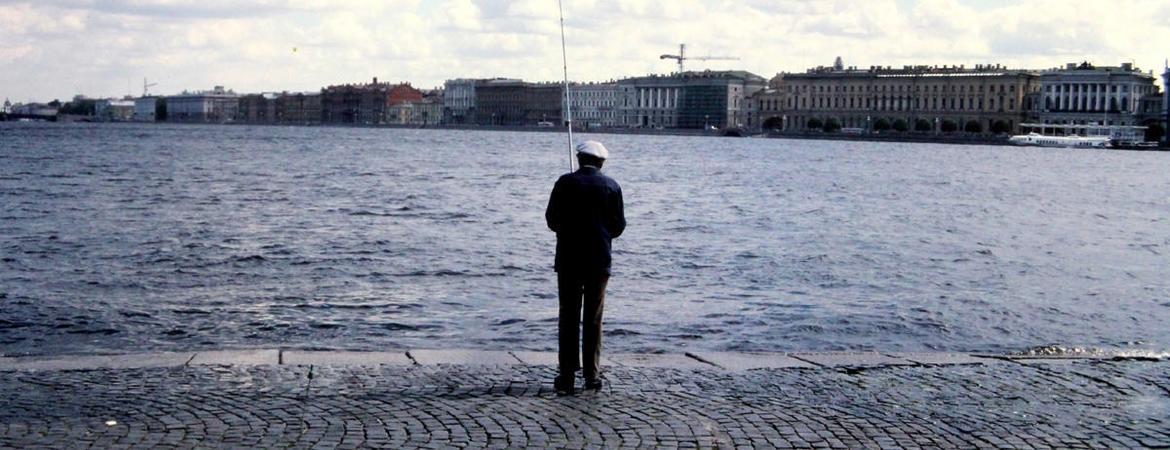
[8, 118, 1167, 150]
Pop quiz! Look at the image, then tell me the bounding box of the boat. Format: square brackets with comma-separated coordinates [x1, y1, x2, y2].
[1010, 123, 1158, 149]
[1008, 132, 1110, 148]
[1110, 140, 1161, 150]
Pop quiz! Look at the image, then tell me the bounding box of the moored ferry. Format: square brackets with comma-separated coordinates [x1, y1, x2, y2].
[1010, 123, 1157, 149]
[1008, 132, 1110, 148]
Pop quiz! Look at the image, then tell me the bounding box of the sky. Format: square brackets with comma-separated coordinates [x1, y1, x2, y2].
[1, 0, 1168, 103]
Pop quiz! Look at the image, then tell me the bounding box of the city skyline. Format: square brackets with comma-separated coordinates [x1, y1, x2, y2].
[1, 0, 1168, 103]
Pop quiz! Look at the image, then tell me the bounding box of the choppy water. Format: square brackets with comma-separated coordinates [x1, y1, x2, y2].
[2, 122, 1168, 356]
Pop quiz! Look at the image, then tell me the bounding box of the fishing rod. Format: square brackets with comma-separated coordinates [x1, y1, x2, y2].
[558, 0, 574, 172]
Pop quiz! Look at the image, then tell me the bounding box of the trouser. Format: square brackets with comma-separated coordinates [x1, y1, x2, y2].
[557, 271, 609, 381]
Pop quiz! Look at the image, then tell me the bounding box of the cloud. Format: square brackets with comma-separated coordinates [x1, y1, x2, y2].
[981, 0, 1160, 66]
[31, 0, 298, 19]
[436, 0, 481, 31]
[1, 0, 1167, 102]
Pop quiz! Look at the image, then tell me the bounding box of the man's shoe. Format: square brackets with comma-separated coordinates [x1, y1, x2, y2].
[554, 376, 576, 396]
[584, 378, 603, 390]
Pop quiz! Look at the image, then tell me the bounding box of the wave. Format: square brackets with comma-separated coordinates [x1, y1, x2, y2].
[380, 322, 440, 331]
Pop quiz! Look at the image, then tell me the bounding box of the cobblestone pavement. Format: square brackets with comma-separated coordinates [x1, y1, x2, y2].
[3, 357, 1170, 448]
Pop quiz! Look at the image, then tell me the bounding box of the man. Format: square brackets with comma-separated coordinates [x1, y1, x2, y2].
[545, 140, 625, 395]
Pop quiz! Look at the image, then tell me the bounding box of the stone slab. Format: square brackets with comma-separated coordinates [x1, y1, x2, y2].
[407, 349, 521, 366]
[1, 355, 1167, 447]
[281, 351, 412, 366]
[789, 352, 914, 368]
[686, 352, 816, 370]
[510, 351, 559, 366]
[605, 353, 718, 369]
[0, 352, 195, 371]
[188, 349, 280, 366]
[888, 353, 996, 366]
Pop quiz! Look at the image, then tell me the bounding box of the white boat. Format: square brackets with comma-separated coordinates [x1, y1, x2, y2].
[1008, 132, 1111, 148]
[1009, 122, 1158, 149]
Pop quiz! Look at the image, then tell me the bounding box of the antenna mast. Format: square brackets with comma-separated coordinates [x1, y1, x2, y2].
[558, 0, 574, 172]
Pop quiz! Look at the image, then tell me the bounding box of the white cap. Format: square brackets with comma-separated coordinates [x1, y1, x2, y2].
[575, 140, 609, 159]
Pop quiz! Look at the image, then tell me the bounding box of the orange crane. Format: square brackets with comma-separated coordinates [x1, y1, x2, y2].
[659, 43, 738, 72]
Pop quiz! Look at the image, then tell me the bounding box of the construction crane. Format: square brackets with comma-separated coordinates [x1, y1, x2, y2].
[659, 43, 738, 73]
[142, 78, 157, 97]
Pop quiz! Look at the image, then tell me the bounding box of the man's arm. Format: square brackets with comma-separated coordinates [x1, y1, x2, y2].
[545, 179, 564, 233]
[607, 185, 625, 239]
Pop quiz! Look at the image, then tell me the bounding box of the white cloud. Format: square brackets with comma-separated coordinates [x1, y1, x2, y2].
[0, 0, 1167, 102]
[437, 0, 482, 31]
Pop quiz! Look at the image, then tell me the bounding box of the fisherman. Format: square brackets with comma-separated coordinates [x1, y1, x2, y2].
[545, 140, 626, 395]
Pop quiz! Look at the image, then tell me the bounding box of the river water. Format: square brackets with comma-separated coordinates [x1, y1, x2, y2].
[2, 122, 1168, 357]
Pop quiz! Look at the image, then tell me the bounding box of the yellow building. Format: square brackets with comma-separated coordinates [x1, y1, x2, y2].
[751, 63, 1042, 134]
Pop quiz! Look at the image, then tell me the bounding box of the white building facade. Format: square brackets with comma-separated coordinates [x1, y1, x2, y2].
[1037, 62, 1157, 128]
[166, 86, 239, 123]
[568, 83, 619, 129]
[443, 78, 477, 124]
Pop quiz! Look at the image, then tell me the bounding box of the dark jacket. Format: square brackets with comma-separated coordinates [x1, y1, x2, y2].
[546, 165, 625, 275]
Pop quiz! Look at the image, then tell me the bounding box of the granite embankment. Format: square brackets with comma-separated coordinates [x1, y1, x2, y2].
[3, 349, 1169, 448]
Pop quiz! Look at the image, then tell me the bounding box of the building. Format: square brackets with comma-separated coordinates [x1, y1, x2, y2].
[568, 82, 619, 129]
[133, 97, 157, 122]
[387, 89, 443, 126]
[755, 61, 1041, 134]
[473, 79, 562, 126]
[473, 79, 524, 125]
[276, 92, 322, 125]
[94, 99, 136, 121]
[1164, 63, 1169, 144]
[13, 103, 58, 117]
[3, 98, 11, 114]
[237, 93, 281, 124]
[617, 70, 766, 129]
[1034, 61, 1158, 135]
[322, 78, 423, 125]
[387, 100, 444, 126]
[443, 78, 477, 124]
[1137, 92, 1163, 128]
[166, 86, 239, 123]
